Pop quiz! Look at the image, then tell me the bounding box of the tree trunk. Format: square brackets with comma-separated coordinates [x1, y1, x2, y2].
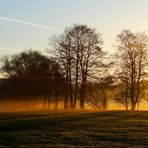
[74, 71, 78, 108]
[131, 103, 136, 111]
[43, 94, 47, 109]
[69, 69, 73, 108]
[80, 79, 86, 109]
[125, 79, 128, 111]
[64, 70, 69, 109]
[54, 90, 58, 109]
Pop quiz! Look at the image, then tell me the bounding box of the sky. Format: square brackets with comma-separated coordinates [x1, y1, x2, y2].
[0, 0, 148, 56]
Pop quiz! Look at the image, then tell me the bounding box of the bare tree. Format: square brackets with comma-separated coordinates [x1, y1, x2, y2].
[50, 28, 74, 109]
[73, 25, 103, 109]
[50, 24, 104, 109]
[86, 75, 115, 110]
[115, 30, 148, 110]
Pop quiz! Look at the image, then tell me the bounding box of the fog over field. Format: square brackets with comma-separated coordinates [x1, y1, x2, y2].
[0, 99, 148, 112]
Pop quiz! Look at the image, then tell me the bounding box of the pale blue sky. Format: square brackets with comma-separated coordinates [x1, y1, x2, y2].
[0, 0, 148, 56]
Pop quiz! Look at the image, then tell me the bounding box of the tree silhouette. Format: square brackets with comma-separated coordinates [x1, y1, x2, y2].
[50, 24, 104, 109]
[115, 30, 148, 110]
[0, 50, 64, 108]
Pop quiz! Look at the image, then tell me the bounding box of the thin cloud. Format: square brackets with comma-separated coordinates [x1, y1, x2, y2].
[0, 16, 60, 32]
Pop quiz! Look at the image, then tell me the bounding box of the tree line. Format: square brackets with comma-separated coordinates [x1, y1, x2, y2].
[0, 24, 148, 111]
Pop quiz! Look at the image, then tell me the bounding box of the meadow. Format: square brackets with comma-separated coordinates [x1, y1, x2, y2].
[0, 110, 148, 147]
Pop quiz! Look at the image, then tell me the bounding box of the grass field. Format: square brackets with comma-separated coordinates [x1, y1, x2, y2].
[0, 110, 148, 147]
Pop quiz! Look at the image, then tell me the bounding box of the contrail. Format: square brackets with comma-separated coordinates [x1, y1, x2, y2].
[0, 16, 60, 32]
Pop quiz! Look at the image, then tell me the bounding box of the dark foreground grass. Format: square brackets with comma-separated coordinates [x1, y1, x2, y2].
[0, 110, 148, 147]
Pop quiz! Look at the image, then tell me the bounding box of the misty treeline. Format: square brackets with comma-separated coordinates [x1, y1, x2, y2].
[0, 24, 148, 111]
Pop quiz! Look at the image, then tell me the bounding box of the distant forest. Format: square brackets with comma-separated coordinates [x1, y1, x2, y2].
[0, 24, 148, 111]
